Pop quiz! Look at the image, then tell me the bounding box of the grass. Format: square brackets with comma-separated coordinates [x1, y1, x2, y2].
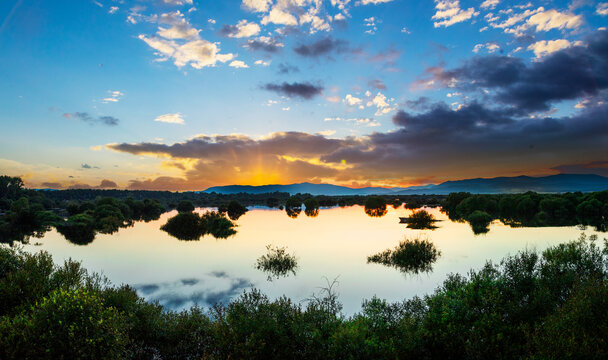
[368, 236, 441, 274]
[255, 245, 298, 280]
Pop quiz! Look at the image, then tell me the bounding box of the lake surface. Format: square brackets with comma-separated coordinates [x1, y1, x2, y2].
[23, 206, 602, 314]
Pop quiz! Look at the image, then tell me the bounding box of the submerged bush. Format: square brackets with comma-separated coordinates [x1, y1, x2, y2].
[161, 211, 236, 240]
[406, 210, 438, 229]
[467, 210, 493, 234]
[218, 200, 248, 220]
[368, 236, 441, 274]
[255, 245, 298, 280]
[365, 196, 388, 217]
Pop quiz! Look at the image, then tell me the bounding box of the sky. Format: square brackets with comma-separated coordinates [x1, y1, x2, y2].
[0, 0, 607, 190]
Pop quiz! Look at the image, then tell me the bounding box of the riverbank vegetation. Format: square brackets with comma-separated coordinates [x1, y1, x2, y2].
[1, 234, 607, 358]
[443, 191, 608, 233]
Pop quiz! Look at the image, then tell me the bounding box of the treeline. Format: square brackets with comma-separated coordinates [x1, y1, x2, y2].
[443, 191, 608, 233]
[1, 235, 607, 358]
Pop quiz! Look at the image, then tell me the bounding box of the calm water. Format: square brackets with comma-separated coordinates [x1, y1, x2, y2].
[23, 206, 602, 314]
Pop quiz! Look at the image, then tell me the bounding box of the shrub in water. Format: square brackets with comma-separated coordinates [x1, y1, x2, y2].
[368, 236, 441, 274]
[255, 245, 298, 280]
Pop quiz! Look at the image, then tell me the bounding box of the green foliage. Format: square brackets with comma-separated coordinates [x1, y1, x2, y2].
[255, 245, 298, 280]
[368, 236, 441, 274]
[467, 210, 493, 234]
[176, 200, 195, 213]
[218, 200, 248, 220]
[365, 196, 388, 217]
[303, 197, 320, 217]
[161, 211, 236, 240]
[443, 190, 608, 233]
[1, 236, 608, 358]
[406, 209, 438, 229]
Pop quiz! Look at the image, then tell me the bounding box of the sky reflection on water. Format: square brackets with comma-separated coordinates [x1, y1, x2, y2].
[24, 206, 603, 314]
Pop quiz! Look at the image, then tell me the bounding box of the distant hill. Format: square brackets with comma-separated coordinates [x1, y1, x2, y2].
[202, 174, 608, 195]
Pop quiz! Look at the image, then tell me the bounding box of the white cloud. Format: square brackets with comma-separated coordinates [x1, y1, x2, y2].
[254, 59, 271, 66]
[155, 113, 185, 124]
[370, 92, 395, 115]
[109, 6, 119, 14]
[527, 39, 581, 58]
[262, 2, 299, 26]
[229, 60, 249, 68]
[157, 11, 200, 40]
[598, 3, 608, 15]
[480, 0, 499, 10]
[334, 13, 346, 21]
[164, 0, 193, 4]
[358, 0, 393, 5]
[401, 27, 411, 34]
[242, 0, 273, 12]
[472, 42, 500, 53]
[364, 16, 378, 34]
[324, 117, 380, 127]
[138, 11, 234, 69]
[102, 90, 124, 103]
[139, 35, 234, 69]
[344, 94, 362, 106]
[432, 0, 479, 28]
[526, 8, 583, 32]
[282, 107, 291, 111]
[317, 130, 336, 136]
[225, 19, 261, 38]
[208, 18, 216, 24]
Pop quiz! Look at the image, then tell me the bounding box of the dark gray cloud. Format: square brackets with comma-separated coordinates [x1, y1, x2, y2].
[551, 161, 608, 177]
[63, 112, 119, 126]
[262, 82, 323, 99]
[417, 30, 608, 112]
[277, 63, 299, 74]
[81, 163, 100, 170]
[368, 79, 386, 90]
[244, 37, 284, 53]
[293, 36, 349, 58]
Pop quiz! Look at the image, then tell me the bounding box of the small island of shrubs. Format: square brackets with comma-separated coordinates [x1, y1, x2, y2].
[368, 236, 441, 274]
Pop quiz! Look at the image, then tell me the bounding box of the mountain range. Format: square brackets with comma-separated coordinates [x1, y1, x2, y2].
[203, 174, 608, 196]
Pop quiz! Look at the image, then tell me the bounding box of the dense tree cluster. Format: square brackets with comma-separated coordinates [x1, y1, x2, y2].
[443, 191, 608, 234]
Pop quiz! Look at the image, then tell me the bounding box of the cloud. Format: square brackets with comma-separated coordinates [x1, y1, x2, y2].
[63, 112, 119, 126]
[277, 63, 299, 74]
[109, 6, 119, 14]
[219, 19, 260, 38]
[598, 3, 608, 15]
[432, 0, 479, 28]
[40, 182, 63, 189]
[242, 0, 272, 12]
[344, 94, 362, 106]
[527, 39, 580, 58]
[551, 161, 608, 177]
[324, 116, 380, 127]
[293, 36, 350, 57]
[81, 163, 97, 170]
[102, 90, 123, 103]
[155, 113, 185, 124]
[163, 0, 193, 5]
[414, 30, 608, 112]
[358, 0, 393, 4]
[254, 59, 271, 66]
[138, 11, 234, 69]
[229, 60, 249, 68]
[262, 82, 323, 99]
[244, 36, 285, 53]
[472, 42, 500, 53]
[368, 79, 386, 90]
[485, 6, 582, 37]
[480, 0, 499, 10]
[98, 179, 118, 188]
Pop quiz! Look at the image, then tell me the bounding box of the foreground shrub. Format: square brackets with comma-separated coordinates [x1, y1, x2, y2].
[0, 288, 126, 359]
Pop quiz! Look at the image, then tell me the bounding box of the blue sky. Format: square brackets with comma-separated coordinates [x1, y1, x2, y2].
[1, 0, 607, 190]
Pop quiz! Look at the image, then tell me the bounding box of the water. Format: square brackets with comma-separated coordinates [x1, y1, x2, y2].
[22, 206, 602, 314]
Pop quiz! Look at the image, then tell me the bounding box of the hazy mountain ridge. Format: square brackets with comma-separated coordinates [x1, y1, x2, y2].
[203, 174, 608, 195]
